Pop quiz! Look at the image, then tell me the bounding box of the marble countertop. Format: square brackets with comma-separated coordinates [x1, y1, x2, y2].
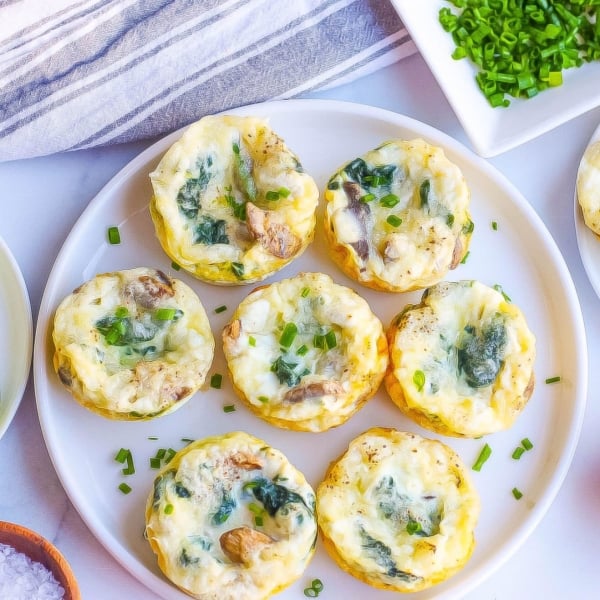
[1, 52, 599, 599]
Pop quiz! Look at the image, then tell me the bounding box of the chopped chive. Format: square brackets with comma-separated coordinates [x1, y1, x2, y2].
[258, 395, 269, 403]
[360, 193, 375, 202]
[147, 436, 159, 441]
[512, 446, 525, 460]
[545, 376, 561, 384]
[223, 404, 236, 413]
[491, 221, 498, 230]
[214, 305, 227, 314]
[248, 503, 262, 515]
[460, 250, 470, 264]
[521, 438, 534, 451]
[325, 329, 337, 349]
[380, 193, 399, 208]
[115, 448, 129, 463]
[266, 190, 280, 201]
[386, 215, 402, 227]
[210, 373, 223, 389]
[254, 515, 264, 527]
[301, 287, 310, 298]
[311, 579, 323, 593]
[279, 322, 298, 348]
[107, 226, 121, 245]
[155, 448, 166, 460]
[115, 306, 128, 318]
[406, 520, 422, 535]
[493, 284, 511, 302]
[164, 503, 174, 514]
[296, 344, 309, 356]
[248, 336, 256, 347]
[122, 451, 135, 476]
[155, 307, 177, 321]
[150, 457, 161, 469]
[171, 261, 181, 271]
[181, 438, 194, 445]
[413, 370, 426, 392]
[313, 334, 326, 349]
[118, 483, 132, 494]
[164, 448, 176, 463]
[232, 143, 240, 155]
[512, 487, 523, 500]
[472, 443, 492, 472]
[278, 187, 291, 197]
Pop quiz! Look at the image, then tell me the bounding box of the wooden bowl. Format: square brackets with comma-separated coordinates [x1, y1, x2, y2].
[0, 521, 80, 599]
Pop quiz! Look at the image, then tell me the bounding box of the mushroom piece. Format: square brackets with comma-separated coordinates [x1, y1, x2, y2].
[227, 451, 263, 470]
[220, 526, 273, 564]
[123, 271, 174, 309]
[283, 381, 344, 404]
[245, 202, 300, 259]
[222, 318, 241, 354]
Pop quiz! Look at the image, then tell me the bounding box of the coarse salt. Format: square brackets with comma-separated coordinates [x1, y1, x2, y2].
[0, 543, 65, 600]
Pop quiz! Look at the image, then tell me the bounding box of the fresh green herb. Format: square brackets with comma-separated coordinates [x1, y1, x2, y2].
[462, 219, 474, 234]
[472, 443, 492, 472]
[460, 250, 470, 264]
[521, 438, 534, 451]
[361, 192, 376, 203]
[258, 395, 269, 403]
[301, 286, 310, 298]
[118, 482, 132, 494]
[176, 156, 212, 218]
[279, 322, 298, 348]
[447, 213, 455, 227]
[225, 188, 247, 221]
[193, 215, 229, 245]
[380, 193, 399, 208]
[150, 457, 161, 469]
[413, 370, 426, 392]
[313, 334, 326, 349]
[406, 520, 422, 535]
[154, 307, 177, 321]
[545, 376, 561, 384]
[232, 141, 257, 202]
[171, 261, 181, 271]
[304, 578, 324, 597]
[223, 404, 236, 413]
[214, 305, 227, 314]
[492, 221, 498, 231]
[181, 438, 194, 444]
[148, 436, 159, 441]
[325, 329, 337, 349]
[107, 226, 121, 245]
[115, 448, 129, 464]
[270, 356, 309, 387]
[493, 284, 512, 302]
[212, 492, 236, 524]
[296, 344, 309, 356]
[512, 487, 523, 500]
[164, 448, 176, 463]
[419, 179, 431, 208]
[210, 373, 223, 389]
[512, 446, 525, 460]
[386, 215, 403, 227]
[115, 448, 135, 476]
[231, 262, 245, 278]
[248, 336, 256, 347]
[164, 503, 174, 514]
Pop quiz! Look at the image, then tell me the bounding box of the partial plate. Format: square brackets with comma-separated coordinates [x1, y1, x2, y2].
[575, 121, 600, 297]
[0, 236, 32, 439]
[391, 0, 600, 157]
[34, 99, 586, 600]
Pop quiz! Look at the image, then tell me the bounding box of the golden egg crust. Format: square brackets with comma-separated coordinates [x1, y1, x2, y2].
[145, 431, 317, 600]
[385, 280, 536, 438]
[316, 427, 480, 593]
[52, 267, 214, 420]
[323, 138, 473, 292]
[149, 115, 319, 285]
[222, 272, 388, 432]
[577, 139, 600, 236]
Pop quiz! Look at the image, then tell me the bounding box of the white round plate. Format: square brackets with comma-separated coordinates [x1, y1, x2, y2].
[34, 99, 586, 600]
[575, 122, 600, 298]
[0, 236, 32, 440]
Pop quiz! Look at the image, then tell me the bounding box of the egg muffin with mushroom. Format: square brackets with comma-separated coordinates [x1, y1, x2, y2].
[317, 427, 480, 592]
[577, 139, 600, 236]
[52, 267, 214, 420]
[323, 138, 473, 292]
[149, 115, 319, 285]
[145, 431, 317, 600]
[222, 272, 388, 432]
[385, 280, 536, 438]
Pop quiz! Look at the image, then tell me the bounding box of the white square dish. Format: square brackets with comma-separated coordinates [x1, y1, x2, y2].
[391, 0, 600, 157]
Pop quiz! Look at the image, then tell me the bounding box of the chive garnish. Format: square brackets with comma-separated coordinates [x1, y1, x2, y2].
[258, 396, 269, 403]
[492, 221, 498, 230]
[148, 436, 158, 441]
[301, 287, 310, 298]
[214, 305, 227, 314]
[545, 376, 561, 384]
[386, 215, 402, 227]
[171, 261, 181, 271]
[493, 284, 511, 302]
[313, 334, 326, 349]
[266, 190, 280, 201]
[512, 487, 523, 500]
[406, 520, 422, 535]
[521, 438, 534, 451]
[472, 443, 492, 472]
[360, 193, 375, 202]
[325, 330, 337, 349]
[164, 503, 174, 514]
[304, 578, 324, 597]
[254, 515, 264, 527]
[118, 483, 132, 494]
[413, 370, 425, 392]
[150, 458, 161, 469]
[107, 226, 121, 245]
[164, 448, 176, 463]
[296, 344, 309, 356]
[248, 336, 256, 347]
[223, 404, 236, 413]
[512, 446, 525, 460]
[380, 193, 399, 208]
[279, 322, 298, 348]
[210, 373, 223, 389]
[155, 307, 177, 321]
[115, 448, 129, 463]
[460, 250, 470, 264]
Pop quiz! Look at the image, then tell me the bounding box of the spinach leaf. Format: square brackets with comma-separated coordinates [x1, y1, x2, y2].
[232, 142, 257, 202]
[176, 156, 213, 219]
[175, 482, 192, 498]
[193, 215, 229, 245]
[270, 356, 310, 387]
[152, 469, 176, 510]
[179, 547, 200, 567]
[96, 314, 158, 347]
[343, 158, 397, 190]
[246, 477, 308, 517]
[457, 319, 507, 388]
[212, 491, 236, 525]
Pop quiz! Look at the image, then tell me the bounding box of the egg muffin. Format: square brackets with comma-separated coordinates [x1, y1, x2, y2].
[145, 431, 317, 600]
[52, 267, 214, 420]
[149, 115, 319, 285]
[385, 280, 536, 438]
[222, 272, 388, 432]
[323, 138, 473, 292]
[577, 139, 600, 236]
[317, 427, 480, 593]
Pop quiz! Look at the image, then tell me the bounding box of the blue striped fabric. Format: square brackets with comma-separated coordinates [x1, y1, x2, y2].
[0, 0, 415, 161]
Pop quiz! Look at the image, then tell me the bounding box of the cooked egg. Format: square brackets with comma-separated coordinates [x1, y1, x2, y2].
[577, 139, 600, 236]
[149, 115, 319, 285]
[52, 267, 214, 420]
[222, 272, 388, 432]
[145, 431, 317, 600]
[317, 427, 480, 592]
[323, 138, 473, 292]
[385, 280, 536, 437]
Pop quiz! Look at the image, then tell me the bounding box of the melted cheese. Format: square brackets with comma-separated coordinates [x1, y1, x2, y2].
[150, 115, 319, 284]
[52, 267, 214, 419]
[222, 272, 388, 431]
[323, 138, 472, 292]
[316, 427, 479, 592]
[385, 280, 536, 437]
[577, 140, 600, 235]
[145, 431, 317, 600]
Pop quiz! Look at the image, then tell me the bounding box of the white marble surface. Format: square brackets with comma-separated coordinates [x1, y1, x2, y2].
[1, 52, 599, 599]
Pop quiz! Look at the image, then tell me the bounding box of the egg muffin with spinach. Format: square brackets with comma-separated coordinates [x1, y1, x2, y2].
[323, 138, 473, 292]
[52, 267, 214, 420]
[149, 115, 319, 285]
[145, 431, 317, 600]
[222, 272, 388, 432]
[577, 139, 600, 236]
[316, 427, 480, 592]
[385, 280, 536, 437]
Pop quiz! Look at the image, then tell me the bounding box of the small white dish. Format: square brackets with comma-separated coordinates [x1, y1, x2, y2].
[391, 0, 600, 157]
[0, 236, 32, 439]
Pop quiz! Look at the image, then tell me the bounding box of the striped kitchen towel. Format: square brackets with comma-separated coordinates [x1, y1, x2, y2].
[0, 0, 415, 162]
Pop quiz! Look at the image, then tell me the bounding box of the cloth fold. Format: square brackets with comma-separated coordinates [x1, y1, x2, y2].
[0, 0, 415, 162]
